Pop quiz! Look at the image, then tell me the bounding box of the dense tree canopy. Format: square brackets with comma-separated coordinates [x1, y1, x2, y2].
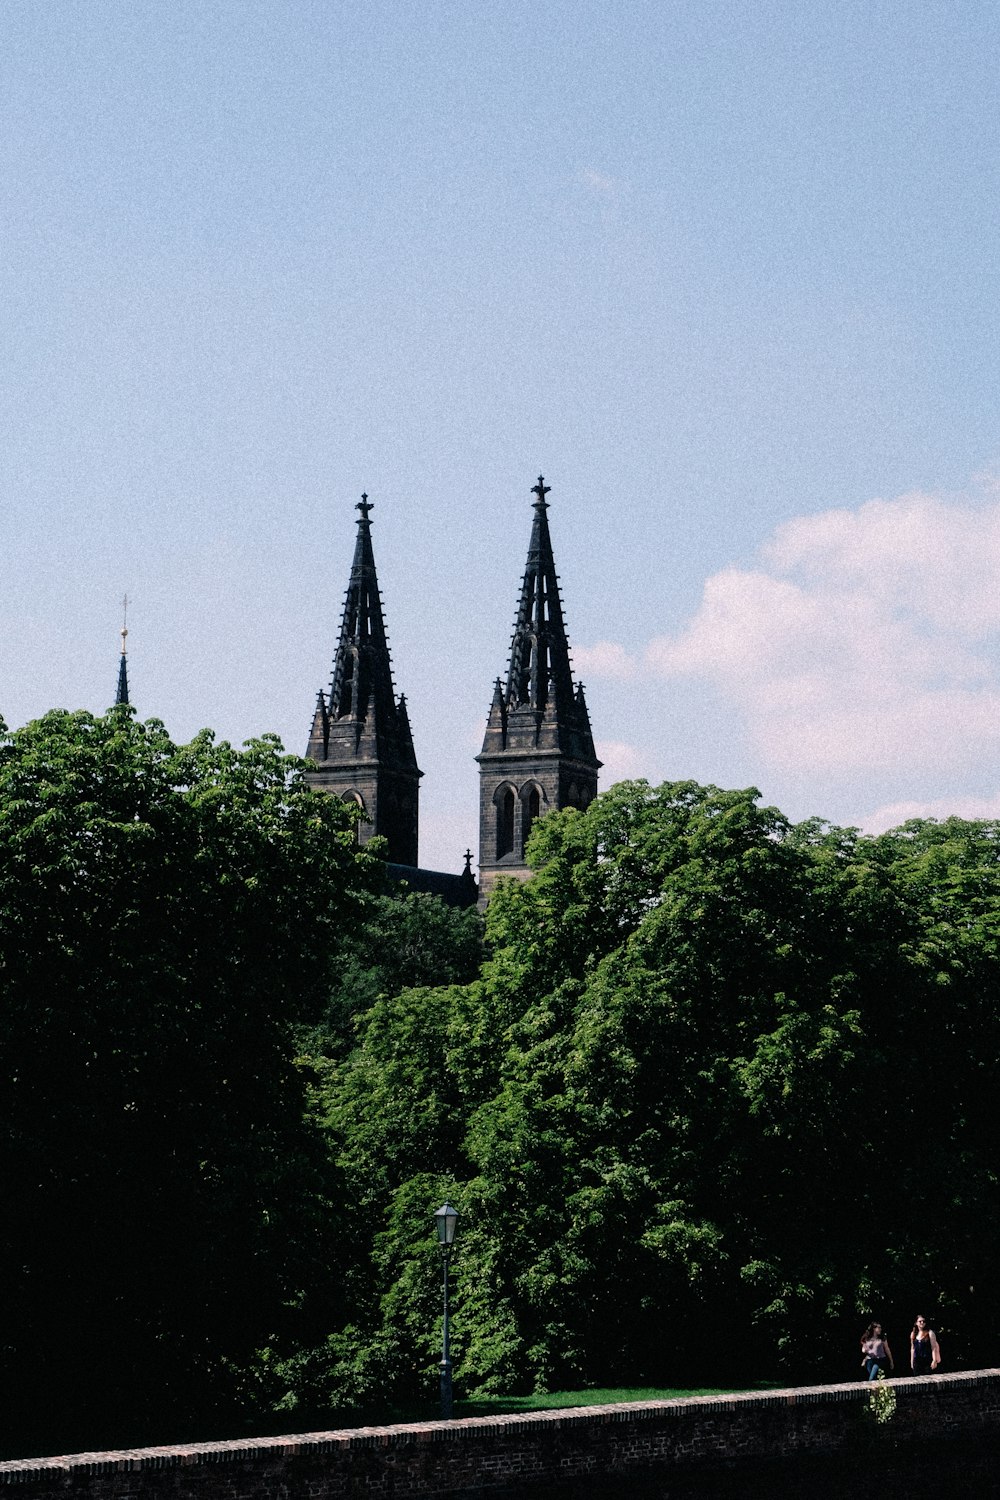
[6, 730, 1000, 1450]
[314, 887, 482, 1051]
[297, 781, 1000, 1410]
[0, 708, 379, 1452]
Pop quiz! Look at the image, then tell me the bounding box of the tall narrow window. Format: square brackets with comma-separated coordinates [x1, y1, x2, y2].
[521, 784, 541, 852]
[496, 786, 515, 858]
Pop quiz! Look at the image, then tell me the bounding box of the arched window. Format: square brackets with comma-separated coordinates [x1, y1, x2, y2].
[521, 783, 542, 853]
[495, 784, 515, 858]
[342, 791, 365, 845]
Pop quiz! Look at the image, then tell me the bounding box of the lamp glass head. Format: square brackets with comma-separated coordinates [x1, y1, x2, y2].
[434, 1202, 459, 1247]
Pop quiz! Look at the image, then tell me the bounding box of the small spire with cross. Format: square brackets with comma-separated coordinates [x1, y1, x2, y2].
[115, 594, 131, 707]
[356, 492, 374, 522]
[531, 475, 551, 508]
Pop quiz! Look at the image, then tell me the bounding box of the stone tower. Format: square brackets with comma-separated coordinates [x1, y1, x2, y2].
[476, 477, 600, 898]
[305, 496, 422, 865]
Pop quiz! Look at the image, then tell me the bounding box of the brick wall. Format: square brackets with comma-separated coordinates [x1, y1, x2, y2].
[2, 1371, 999, 1500]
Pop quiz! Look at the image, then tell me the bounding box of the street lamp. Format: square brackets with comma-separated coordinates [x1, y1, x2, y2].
[433, 1202, 459, 1419]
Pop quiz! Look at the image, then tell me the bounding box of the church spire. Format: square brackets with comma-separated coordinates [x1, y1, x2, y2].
[305, 495, 422, 866]
[114, 595, 130, 707]
[325, 494, 396, 733]
[505, 476, 578, 720]
[476, 477, 600, 900]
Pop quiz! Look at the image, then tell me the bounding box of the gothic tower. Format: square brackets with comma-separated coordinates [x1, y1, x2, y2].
[305, 496, 422, 866]
[476, 477, 600, 898]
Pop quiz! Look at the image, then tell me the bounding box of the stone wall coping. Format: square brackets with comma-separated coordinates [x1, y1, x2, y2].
[3, 1368, 999, 1481]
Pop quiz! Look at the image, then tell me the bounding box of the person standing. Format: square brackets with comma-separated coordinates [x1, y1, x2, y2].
[910, 1315, 941, 1374]
[860, 1321, 895, 1380]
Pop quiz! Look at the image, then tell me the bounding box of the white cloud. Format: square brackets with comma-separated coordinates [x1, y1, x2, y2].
[645, 480, 1000, 776]
[860, 793, 1000, 834]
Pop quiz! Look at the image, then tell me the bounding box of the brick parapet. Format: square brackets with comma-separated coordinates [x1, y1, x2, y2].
[3, 1370, 1000, 1496]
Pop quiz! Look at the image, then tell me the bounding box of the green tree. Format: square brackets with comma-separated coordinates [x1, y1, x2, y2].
[0, 708, 379, 1454]
[835, 816, 1000, 1362]
[310, 783, 1000, 1407]
[314, 889, 483, 1050]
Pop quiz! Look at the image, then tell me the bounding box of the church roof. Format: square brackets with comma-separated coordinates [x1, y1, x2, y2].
[386, 852, 478, 909]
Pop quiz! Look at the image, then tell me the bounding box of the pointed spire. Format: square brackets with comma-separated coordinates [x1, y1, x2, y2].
[306, 687, 329, 760]
[459, 846, 478, 903]
[477, 477, 601, 899]
[305, 493, 422, 867]
[396, 693, 416, 762]
[326, 494, 396, 737]
[115, 594, 130, 707]
[505, 476, 577, 720]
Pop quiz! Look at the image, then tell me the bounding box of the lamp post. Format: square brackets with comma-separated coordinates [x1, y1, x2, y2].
[433, 1202, 459, 1420]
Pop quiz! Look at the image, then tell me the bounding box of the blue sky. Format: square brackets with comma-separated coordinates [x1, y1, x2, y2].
[4, 1, 1000, 870]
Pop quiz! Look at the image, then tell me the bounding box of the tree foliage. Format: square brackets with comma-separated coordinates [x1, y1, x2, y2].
[313, 888, 482, 1050]
[303, 781, 1000, 1408]
[0, 708, 379, 1452]
[6, 734, 1000, 1444]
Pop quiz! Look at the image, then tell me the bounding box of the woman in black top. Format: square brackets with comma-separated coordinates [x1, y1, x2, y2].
[910, 1314, 941, 1374]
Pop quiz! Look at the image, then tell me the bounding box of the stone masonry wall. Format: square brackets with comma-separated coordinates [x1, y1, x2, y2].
[2, 1371, 999, 1500]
